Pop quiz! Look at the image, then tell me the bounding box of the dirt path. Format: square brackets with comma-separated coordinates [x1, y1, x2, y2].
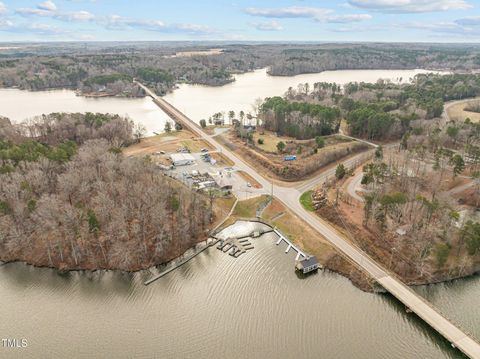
[346, 171, 366, 203]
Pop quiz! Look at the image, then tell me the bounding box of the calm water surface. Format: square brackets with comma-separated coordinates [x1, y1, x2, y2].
[166, 68, 437, 123]
[0, 68, 436, 135]
[0, 222, 477, 359]
[0, 89, 170, 135]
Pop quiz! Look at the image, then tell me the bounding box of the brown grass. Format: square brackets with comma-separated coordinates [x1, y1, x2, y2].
[237, 171, 263, 189]
[204, 125, 229, 136]
[262, 199, 335, 263]
[217, 130, 370, 182]
[447, 99, 480, 123]
[124, 130, 213, 157]
[253, 131, 293, 153]
[211, 195, 237, 228]
[211, 152, 235, 166]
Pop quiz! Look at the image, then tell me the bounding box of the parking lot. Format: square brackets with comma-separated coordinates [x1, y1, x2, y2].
[157, 151, 264, 199]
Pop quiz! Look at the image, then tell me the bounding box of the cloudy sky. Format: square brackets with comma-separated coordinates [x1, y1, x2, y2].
[1, 0, 480, 42]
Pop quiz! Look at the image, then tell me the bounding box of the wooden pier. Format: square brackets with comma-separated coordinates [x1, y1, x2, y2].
[144, 238, 219, 285]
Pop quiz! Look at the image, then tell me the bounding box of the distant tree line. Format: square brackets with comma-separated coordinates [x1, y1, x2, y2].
[4, 43, 480, 98]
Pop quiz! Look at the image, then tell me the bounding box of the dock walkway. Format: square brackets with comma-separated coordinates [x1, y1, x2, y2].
[273, 228, 308, 261]
[144, 238, 219, 285]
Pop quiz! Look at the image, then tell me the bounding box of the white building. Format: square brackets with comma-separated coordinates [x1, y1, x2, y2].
[170, 153, 195, 166]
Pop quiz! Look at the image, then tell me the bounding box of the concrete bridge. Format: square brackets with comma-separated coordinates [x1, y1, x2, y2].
[135, 81, 203, 136]
[137, 81, 480, 359]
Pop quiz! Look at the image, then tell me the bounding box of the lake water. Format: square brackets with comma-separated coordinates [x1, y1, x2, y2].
[0, 89, 169, 136]
[0, 221, 477, 359]
[164, 68, 437, 124]
[0, 68, 436, 135]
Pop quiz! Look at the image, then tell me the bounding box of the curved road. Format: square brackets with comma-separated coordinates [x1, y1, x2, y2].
[136, 81, 480, 359]
[347, 171, 367, 203]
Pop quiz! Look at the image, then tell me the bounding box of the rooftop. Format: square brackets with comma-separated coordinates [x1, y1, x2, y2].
[299, 256, 318, 269]
[170, 153, 195, 162]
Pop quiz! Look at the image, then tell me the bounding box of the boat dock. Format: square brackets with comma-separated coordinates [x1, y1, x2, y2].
[215, 227, 274, 258]
[273, 228, 308, 261]
[216, 237, 252, 258]
[144, 238, 220, 285]
[145, 225, 274, 285]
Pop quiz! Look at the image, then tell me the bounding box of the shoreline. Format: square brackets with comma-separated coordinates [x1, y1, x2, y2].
[0, 65, 456, 99]
[1, 217, 478, 293]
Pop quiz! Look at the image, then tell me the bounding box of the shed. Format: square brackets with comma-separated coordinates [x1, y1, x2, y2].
[170, 153, 195, 166]
[296, 256, 319, 274]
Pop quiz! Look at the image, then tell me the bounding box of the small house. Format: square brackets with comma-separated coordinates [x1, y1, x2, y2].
[296, 256, 319, 274]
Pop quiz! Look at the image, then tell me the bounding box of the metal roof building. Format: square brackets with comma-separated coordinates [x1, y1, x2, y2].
[170, 153, 195, 166]
[296, 256, 319, 274]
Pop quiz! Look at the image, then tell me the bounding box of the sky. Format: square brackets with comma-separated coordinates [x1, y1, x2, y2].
[1, 0, 480, 42]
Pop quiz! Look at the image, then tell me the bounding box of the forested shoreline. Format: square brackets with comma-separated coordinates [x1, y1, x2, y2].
[0, 113, 213, 271]
[259, 73, 480, 142]
[3, 43, 480, 97]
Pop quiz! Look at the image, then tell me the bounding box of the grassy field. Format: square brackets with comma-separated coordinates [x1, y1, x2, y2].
[211, 195, 237, 228]
[252, 131, 353, 154]
[253, 131, 294, 153]
[180, 138, 214, 153]
[124, 130, 212, 156]
[300, 191, 315, 211]
[232, 195, 269, 218]
[211, 152, 235, 166]
[261, 198, 334, 264]
[204, 125, 229, 136]
[447, 99, 480, 123]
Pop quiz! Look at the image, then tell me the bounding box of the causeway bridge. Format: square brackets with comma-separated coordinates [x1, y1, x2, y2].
[134, 81, 203, 136]
[137, 81, 480, 359]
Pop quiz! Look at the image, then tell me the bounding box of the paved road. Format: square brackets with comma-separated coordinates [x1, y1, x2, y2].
[442, 98, 478, 126]
[137, 81, 480, 359]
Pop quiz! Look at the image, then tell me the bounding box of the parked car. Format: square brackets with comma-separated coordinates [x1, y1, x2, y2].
[200, 148, 209, 153]
[247, 182, 252, 188]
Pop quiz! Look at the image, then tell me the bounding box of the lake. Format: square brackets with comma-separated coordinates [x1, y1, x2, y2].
[0, 221, 477, 359]
[0, 68, 437, 135]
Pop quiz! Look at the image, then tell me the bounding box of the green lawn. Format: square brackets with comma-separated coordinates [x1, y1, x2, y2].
[300, 190, 315, 211]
